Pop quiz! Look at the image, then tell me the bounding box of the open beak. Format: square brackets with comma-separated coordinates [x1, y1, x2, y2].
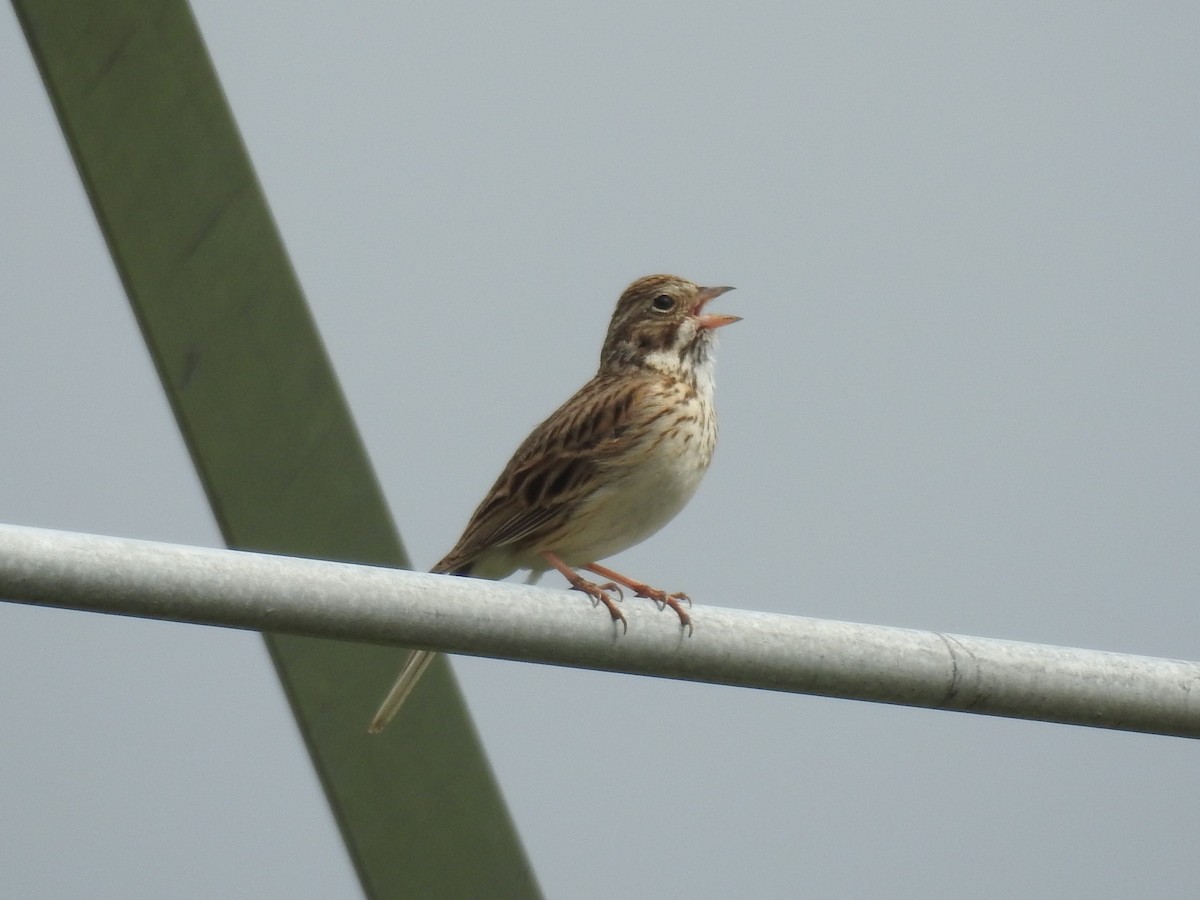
[693, 285, 740, 330]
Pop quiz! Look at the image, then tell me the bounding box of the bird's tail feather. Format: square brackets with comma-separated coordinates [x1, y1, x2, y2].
[368, 649, 438, 734]
[368, 565, 478, 733]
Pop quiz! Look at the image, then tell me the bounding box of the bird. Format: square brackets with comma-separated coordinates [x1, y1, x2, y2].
[368, 274, 740, 733]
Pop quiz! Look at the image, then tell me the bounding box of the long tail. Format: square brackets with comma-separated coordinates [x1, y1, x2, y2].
[368, 562, 475, 734]
[368, 649, 438, 734]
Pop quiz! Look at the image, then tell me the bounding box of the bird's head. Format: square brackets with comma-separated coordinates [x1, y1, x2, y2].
[600, 274, 739, 375]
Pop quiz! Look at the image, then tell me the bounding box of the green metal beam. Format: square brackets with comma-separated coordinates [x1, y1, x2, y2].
[12, 2, 539, 897]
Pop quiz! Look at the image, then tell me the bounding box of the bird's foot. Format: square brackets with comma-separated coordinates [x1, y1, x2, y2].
[635, 587, 693, 634]
[567, 578, 627, 633]
[580, 562, 694, 636]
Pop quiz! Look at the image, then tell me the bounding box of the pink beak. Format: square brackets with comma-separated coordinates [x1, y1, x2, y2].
[693, 285, 740, 330]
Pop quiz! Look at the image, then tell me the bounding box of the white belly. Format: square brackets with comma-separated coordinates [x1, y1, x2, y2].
[552, 406, 716, 565]
[472, 355, 724, 579]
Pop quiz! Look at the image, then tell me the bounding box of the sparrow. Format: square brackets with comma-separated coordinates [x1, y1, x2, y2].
[369, 274, 739, 733]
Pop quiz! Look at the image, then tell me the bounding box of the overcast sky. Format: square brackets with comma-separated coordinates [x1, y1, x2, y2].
[3, 3, 1198, 898]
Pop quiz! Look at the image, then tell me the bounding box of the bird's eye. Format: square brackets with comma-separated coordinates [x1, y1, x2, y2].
[651, 294, 674, 312]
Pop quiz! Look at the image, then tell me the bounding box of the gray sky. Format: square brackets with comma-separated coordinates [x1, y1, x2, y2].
[3, 3, 1198, 898]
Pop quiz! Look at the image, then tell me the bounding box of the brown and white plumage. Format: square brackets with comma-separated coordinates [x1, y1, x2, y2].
[369, 274, 739, 733]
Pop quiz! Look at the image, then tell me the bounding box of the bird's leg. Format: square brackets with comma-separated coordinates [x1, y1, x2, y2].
[581, 562, 693, 635]
[540, 551, 627, 634]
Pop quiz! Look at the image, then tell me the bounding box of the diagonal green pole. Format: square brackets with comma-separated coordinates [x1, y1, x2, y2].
[12, 2, 540, 897]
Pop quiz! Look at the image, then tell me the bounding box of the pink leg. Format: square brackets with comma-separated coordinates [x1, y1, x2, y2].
[540, 551, 627, 633]
[581, 562, 693, 635]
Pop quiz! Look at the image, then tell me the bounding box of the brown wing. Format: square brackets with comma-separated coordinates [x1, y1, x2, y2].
[431, 371, 647, 573]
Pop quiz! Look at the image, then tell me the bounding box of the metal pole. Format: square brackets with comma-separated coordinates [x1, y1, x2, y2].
[2, 522, 1198, 738]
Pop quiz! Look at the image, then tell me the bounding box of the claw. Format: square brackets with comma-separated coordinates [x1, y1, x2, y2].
[568, 579, 628, 634]
[627, 585, 692, 635]
[657, 592, 693, 636]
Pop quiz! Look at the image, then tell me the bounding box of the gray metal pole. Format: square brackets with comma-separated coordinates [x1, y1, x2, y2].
[2, 522, 1197, 738]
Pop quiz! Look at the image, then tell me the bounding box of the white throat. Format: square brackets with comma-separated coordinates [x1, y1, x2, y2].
[640, 330, 719, 397]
